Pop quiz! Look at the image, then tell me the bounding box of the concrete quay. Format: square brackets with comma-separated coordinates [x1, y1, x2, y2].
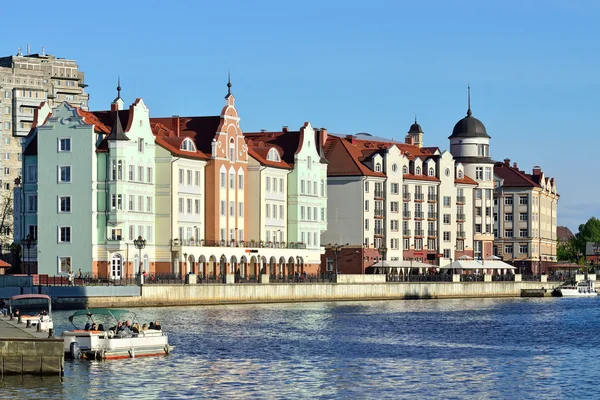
[0, 316, 64, 376]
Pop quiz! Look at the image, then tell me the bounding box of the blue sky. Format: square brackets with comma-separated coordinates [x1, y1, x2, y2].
[2, 0, 599, 232]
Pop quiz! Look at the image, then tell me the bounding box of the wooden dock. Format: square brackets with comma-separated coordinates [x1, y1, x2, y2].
[0, 315, 64, 376]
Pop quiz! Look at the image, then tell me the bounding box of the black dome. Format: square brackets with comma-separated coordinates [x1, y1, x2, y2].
[408, 122, 423, 134]
[449, 109, 490, 139]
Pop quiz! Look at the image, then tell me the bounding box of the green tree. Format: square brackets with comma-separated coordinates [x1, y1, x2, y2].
[557, 236, 578, 262]
[574, 217, 600, 254]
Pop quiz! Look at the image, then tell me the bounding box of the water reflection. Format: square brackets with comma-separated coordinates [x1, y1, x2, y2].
[2, 297, 600, 399]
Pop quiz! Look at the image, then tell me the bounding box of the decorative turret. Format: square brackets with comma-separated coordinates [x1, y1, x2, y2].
[111, 77, 124, 111]
[408, 116, 424, 148]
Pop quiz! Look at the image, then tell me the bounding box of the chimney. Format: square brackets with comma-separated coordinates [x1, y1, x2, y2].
[513, 162, 518, 169]
[110, 102, 119, 112]
[345, 134, 354, 144]
[172, 115, 180, 136]
[321, 128, 328, 146]
[41, 46, 45, 56]
[532, 166, 542, 176]
[282, 126, 288, 133]
[503, 158, 510, 166]
[27, 44, 30, 55]
[405, 134, 414, 145]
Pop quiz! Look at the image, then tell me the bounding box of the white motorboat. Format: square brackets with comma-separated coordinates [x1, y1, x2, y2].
[552, 280, 598, 297]
[62, 308, 173, 360]
[8, 294, 54, 332]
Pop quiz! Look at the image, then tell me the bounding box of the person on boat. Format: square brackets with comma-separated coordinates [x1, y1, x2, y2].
[142, 323, 148, 330]
[91, 323, 98, 331]
[148, 322, 154, 329]
[98, 324, 105, 331]
[0, 299, 6, 317]
[131, 323, 140, 334]
[153, 321, 161, 330]
[84, 322, 91, 331]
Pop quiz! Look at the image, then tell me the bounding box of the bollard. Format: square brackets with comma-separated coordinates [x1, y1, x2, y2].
[48, 328, 54, 338]
[26, 319, 31, 328]
[17, 314, 22, 324]
[37, 321, 41, 332]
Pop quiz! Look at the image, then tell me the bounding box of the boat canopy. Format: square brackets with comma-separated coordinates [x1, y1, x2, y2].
[68, 308, 134, 323]
[10, 294, 51, 302]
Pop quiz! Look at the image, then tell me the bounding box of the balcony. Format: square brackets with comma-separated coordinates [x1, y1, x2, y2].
[402, 211, 411, 219]
[427, 212, 437, 220]
[414, 193, 424, 202]
[170, 239, 307, 249]
[457, 213, 466, 221]
[414, 229, 424, 237]
[428, 194, 438, 202]
[374, 209, 384, 217]
[457, 196, 466, 204]
[374, 228, 385, 236]
[403, 229, 411, 237]
[457, 231, 466, 238]
[427, 230, 437, 237]
[374, 190, 384, 199]
[402, 193, 411, 201]
[414, 211, 424, 220]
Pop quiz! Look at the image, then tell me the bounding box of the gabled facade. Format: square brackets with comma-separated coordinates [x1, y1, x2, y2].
[15, 91, 156, 277]
[493, 159, 559, 274]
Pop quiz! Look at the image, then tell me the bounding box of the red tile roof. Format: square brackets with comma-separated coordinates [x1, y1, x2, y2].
[494, 162, 541, 188]
[455, 176, 478, 185]
[244, 130, 302, 165]
[324, 135, 441, 177]
[247, 146, 292, 169]
[151, 121, 210, 159]
[151, 116, 221, 155]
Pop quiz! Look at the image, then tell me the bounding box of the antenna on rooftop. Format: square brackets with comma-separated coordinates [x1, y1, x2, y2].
[27, 44, 30, 55]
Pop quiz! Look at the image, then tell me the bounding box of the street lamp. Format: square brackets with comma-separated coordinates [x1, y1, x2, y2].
[133, 235, 146, 281]
[331, 243, 342, 276]
[378, 244, 388, 276]
[24, 234, 34, 276]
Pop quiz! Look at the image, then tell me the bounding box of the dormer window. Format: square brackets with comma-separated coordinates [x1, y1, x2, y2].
[458, 170, 463, 179]
[428, 168, 434, 176]
[416, 167, 421, 175]
[180, 138, 196, 152]
[402, 166, 408, 174]
[375, 163, 381, 172]
[267, 148, 281, 162]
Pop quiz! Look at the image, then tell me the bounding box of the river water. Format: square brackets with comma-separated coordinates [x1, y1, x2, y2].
[2, 297, 600, 399]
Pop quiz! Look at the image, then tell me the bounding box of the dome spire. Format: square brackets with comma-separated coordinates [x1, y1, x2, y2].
[226, 71, 232, 98]
[117, 76, 122, 99]
[467, 84, 472, 117]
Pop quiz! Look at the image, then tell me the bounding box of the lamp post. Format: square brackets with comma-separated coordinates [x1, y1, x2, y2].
[331, 243, 342, 276]
[133, 235, 146, 284]
[24, 234, 34, 276]
[378, 244, 388, 276]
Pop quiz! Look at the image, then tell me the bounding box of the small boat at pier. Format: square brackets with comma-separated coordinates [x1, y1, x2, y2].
[62, 308, 173, 360]
[8, 294, 53, 332]
[552, 280, 598, 297]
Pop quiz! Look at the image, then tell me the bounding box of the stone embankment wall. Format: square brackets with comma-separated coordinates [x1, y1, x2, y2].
[0, 338, 64, 375]
[51, 281, 561, 309]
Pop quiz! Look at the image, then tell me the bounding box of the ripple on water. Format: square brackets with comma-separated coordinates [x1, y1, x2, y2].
[3, 297, 600, 399]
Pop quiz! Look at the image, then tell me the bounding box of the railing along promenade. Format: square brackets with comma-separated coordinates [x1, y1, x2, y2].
[33, 273, 561, 286]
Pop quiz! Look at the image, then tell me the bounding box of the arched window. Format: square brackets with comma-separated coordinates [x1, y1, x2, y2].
[375, 163, 381, 172]
[143, 254, 149, 273]
[429, 168, 434, 176]
[416, 167, 421, 175]
[267, 148, 281, 162]
[402, 165, 408, 174]
[229, 138, 235, 162]
[111, 254, 123, 279]
[180, 138, 196, 152]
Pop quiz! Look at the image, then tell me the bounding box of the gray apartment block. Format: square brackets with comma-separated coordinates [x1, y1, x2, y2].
[0, 47, 88, 245]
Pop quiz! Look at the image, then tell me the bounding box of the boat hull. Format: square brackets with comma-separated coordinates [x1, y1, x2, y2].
[62, 330, 173, 360]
